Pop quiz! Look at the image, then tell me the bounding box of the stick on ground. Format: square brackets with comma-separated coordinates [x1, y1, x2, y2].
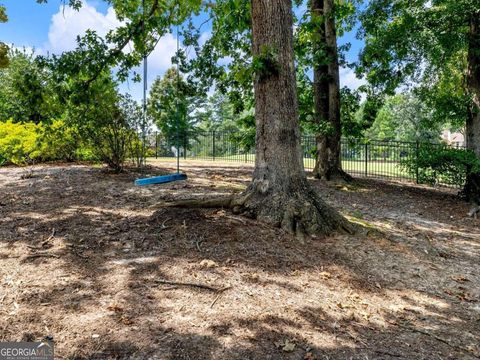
[22, 253, 60, 262]
[154, 279, 230, 292]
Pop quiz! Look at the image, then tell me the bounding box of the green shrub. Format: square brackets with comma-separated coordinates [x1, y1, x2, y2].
[127, 132, 148, 167]
[0, 120, 40, 165]
[0, 119, 97, 165]
[400, 143, 480, 186]
[37, 120, 80, 162]
[75, 146, 98, 162]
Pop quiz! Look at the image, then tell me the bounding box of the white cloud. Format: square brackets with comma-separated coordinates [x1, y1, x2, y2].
[198, 31, 211, 46]
[43, 2, 219, 101]
[46, 1, 121, 53]
[147, 33, 178, 74]
[339, 67, 366, 90]
[46, 1, 180, 77]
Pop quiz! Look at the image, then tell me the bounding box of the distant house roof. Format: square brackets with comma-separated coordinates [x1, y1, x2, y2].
[441, 130, 464, 145]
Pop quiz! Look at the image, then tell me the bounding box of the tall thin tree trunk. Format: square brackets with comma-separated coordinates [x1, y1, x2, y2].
[236, 0, 349, 236]
[312, 0, 350, 180]
[311, 0, 331, 178]
[464, 11, 480, 201]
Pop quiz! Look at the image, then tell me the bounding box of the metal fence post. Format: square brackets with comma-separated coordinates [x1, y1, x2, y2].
[183, 134, 187, 160]
[155, 131, 158, 159]
[415, 140, 419, 184]
[364, 142, 368, 177]
[212, 130, 216, 161]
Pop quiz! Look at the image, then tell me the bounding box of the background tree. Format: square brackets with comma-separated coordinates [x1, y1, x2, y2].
[197, 91, 256, 151]
[366, 93, 443, 142]
[198, 91, 237, 132]
[0, 4, 8, 68]
[339, 87, 362, 138]
[65, 72, 134, 172]
[122, 94, 149, 168]
[297, 0, 358, 180]
[148, 67, 202, 147]
[0, 48, 61, 123]
[357, 0, 480, 199]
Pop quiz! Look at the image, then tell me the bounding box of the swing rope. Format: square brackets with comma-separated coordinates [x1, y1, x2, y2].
[175, 22, 180, 174]
[142, 0, 148, 168]
[135, 0, 187, 186]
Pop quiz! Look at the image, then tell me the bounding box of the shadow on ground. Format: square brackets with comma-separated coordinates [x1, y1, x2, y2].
[0, 163, 478, 359]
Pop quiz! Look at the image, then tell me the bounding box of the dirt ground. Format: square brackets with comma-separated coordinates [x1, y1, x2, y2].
[0, 161, 479, 359]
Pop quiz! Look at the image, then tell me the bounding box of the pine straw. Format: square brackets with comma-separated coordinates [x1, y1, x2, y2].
[0, 162, 479, 359]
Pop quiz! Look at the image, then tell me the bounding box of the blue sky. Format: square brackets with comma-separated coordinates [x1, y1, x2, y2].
[1, 0, 365, 100]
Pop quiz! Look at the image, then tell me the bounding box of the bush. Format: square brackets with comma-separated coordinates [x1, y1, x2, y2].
[400, 143, 480, 187]
[37, 120, 82, 162]
[0, 119, 97, 165]
[0, 120, 40, 165]
[74, 146, 98, 162]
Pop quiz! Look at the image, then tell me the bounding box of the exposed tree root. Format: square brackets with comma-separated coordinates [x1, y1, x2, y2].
[164, 183, 354, 238]
[313, 167, 353, 182]
[164, 196, 235, 209]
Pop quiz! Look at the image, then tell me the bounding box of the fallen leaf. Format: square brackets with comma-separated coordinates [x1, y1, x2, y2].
[348, 293, 360, 301]
[336, 303, 354, 309]
[319, 271, 332, 280]
[444, 288, 454, 296]
[199, 259, 218, 268]
[304, 351, 315, 360]
[121, 316, 133, 325]
[107, 304, 124, 313]
[282, 340, 296, 352]
[275, 339, 296, 352]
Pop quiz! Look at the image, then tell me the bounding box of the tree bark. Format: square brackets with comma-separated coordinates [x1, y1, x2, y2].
[234, 0, 350, 236]
[165, 0, 351, 237]
[464, 11, 480, 201]
[312, 0, 350, 181]
[311, 0, 330, 178]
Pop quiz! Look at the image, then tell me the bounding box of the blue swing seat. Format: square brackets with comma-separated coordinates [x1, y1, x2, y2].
[134, 173, 187, 186]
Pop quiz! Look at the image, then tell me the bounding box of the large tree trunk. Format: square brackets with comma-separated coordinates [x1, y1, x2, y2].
[312, 0, 350, 181]
[464, 11, 480, 201]
[166, 0, 350, 237]
[235, 0, 349, 236]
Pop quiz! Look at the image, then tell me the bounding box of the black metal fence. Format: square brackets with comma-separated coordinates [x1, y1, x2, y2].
[150, 131, 466, 188]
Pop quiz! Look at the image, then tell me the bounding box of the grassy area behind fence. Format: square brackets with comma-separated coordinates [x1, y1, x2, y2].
[149, 131, 466, 188]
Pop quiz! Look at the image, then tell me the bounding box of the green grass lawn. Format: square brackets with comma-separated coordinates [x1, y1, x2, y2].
[147, 155, 412, 180]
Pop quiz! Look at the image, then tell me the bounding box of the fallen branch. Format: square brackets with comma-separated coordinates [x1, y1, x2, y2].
[22, 253, 60, 262]
[153, 279, 230, 293]
[160, 218, 171, 230]
[26, 228, 57, 251]
[225, 215, 247, 225]
[210, 286, 232, 308]
[210, 294, 222, 308]
[45, 228, 56, 242]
